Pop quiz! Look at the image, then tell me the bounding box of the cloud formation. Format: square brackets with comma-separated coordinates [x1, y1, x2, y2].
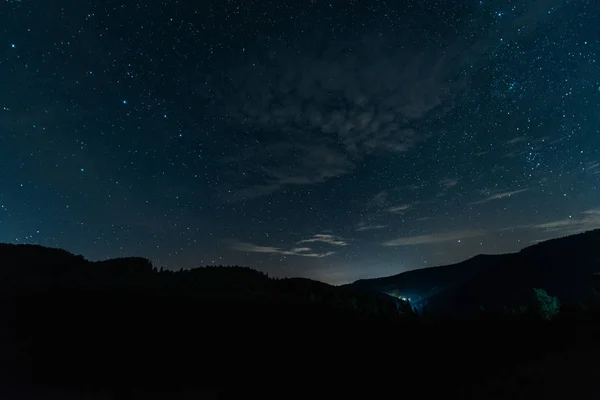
[355, 224, 387, 232]
[470, 189, 530, 205]
[505, 136, 527, 145]
[382, 229, 486, 246]
[210, 0, 568, 201]
[585, 162, 599, 175]
[439, 178, 459, 189]
[297, 234, 348, 246]
[212, 35, 471, 200]
[387, 204, 412, 214]
[367, 191, 390, 209]
[222, 142, 354, 201]
[532, 209, 600, 235]
[230, 241, 336, 258]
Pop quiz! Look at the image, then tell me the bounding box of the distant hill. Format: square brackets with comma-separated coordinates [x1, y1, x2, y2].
[345, 229, 600, 317]
[346, 253, 512, 308]
[0, 242, 408, 319]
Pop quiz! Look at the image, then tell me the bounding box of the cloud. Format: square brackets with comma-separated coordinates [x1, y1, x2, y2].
[387, 204, 412, 214]
[297, 234, 348, 246]
[531, 209, 600, 235]
[367, 191, 389, 208]
[211, 39, 469, 201]
[469, 189, 530, 205]
[405, 183, 425, 191]
[506, 136, 527, 145]
[439, 178, 459, 189]
[585, 162, 599, 175]
[416, 216, 434, 222]
[503, 149, 530, 159]
[290, 247, 312, 253]
[355, 224, 387, 232]
[222, 142, 355, 201]
[498, 224, 532, 232]
[503, 136, 551, 158]
[497, 209, 600, 237]
[230, 241, 336, 258]
[208, 0, 568, 201]
[382, 229, 486, 246]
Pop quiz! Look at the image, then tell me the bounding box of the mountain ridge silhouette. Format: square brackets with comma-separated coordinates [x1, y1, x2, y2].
[346, 229, 600, 316]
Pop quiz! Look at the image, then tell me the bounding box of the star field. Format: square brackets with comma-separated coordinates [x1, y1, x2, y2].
[1, 0, 599, 284]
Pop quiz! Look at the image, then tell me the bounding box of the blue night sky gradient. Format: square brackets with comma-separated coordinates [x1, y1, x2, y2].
[1, 0, 599, 284]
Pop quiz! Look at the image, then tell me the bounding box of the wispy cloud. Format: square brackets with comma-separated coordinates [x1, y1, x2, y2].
[497, 209, 600, 237]
[498, 224, 532, 232]
[355, 224, 387, 232]
[416, 216, 434, 222]
[529, 239, 547, 244]
[439, 178, 459, 189]
[387, 204, 412, 214]
[297, 234, 348, 246]
[585, 162, 599, 175]
[503, 149, 530, 159]
[532, 209, 600, 235]
[230, 241, 336, 258]
[469, 189, 530, 205]
[406, 183, 425, 191]
[506, 136, 527, 145]
[382, 229, 486, 246]
[367, 191, 389, 209]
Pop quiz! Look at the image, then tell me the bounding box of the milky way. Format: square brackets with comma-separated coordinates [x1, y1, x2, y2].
[1, 0, 599, 284]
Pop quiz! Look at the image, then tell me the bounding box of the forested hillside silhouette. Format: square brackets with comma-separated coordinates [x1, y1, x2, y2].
[0, 243, 417, 394]
[0, 243, 408, 318]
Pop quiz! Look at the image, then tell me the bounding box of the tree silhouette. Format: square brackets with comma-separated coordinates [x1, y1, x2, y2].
[530, 288, 560, 321]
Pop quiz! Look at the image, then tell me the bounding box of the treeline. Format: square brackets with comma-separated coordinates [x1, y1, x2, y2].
[0, 244, 414, 323]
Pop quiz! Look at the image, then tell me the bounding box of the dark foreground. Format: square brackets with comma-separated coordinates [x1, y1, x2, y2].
[0, 290, 599, 399]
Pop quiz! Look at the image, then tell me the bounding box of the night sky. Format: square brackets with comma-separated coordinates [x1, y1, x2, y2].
[1, 0, 599, 284]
